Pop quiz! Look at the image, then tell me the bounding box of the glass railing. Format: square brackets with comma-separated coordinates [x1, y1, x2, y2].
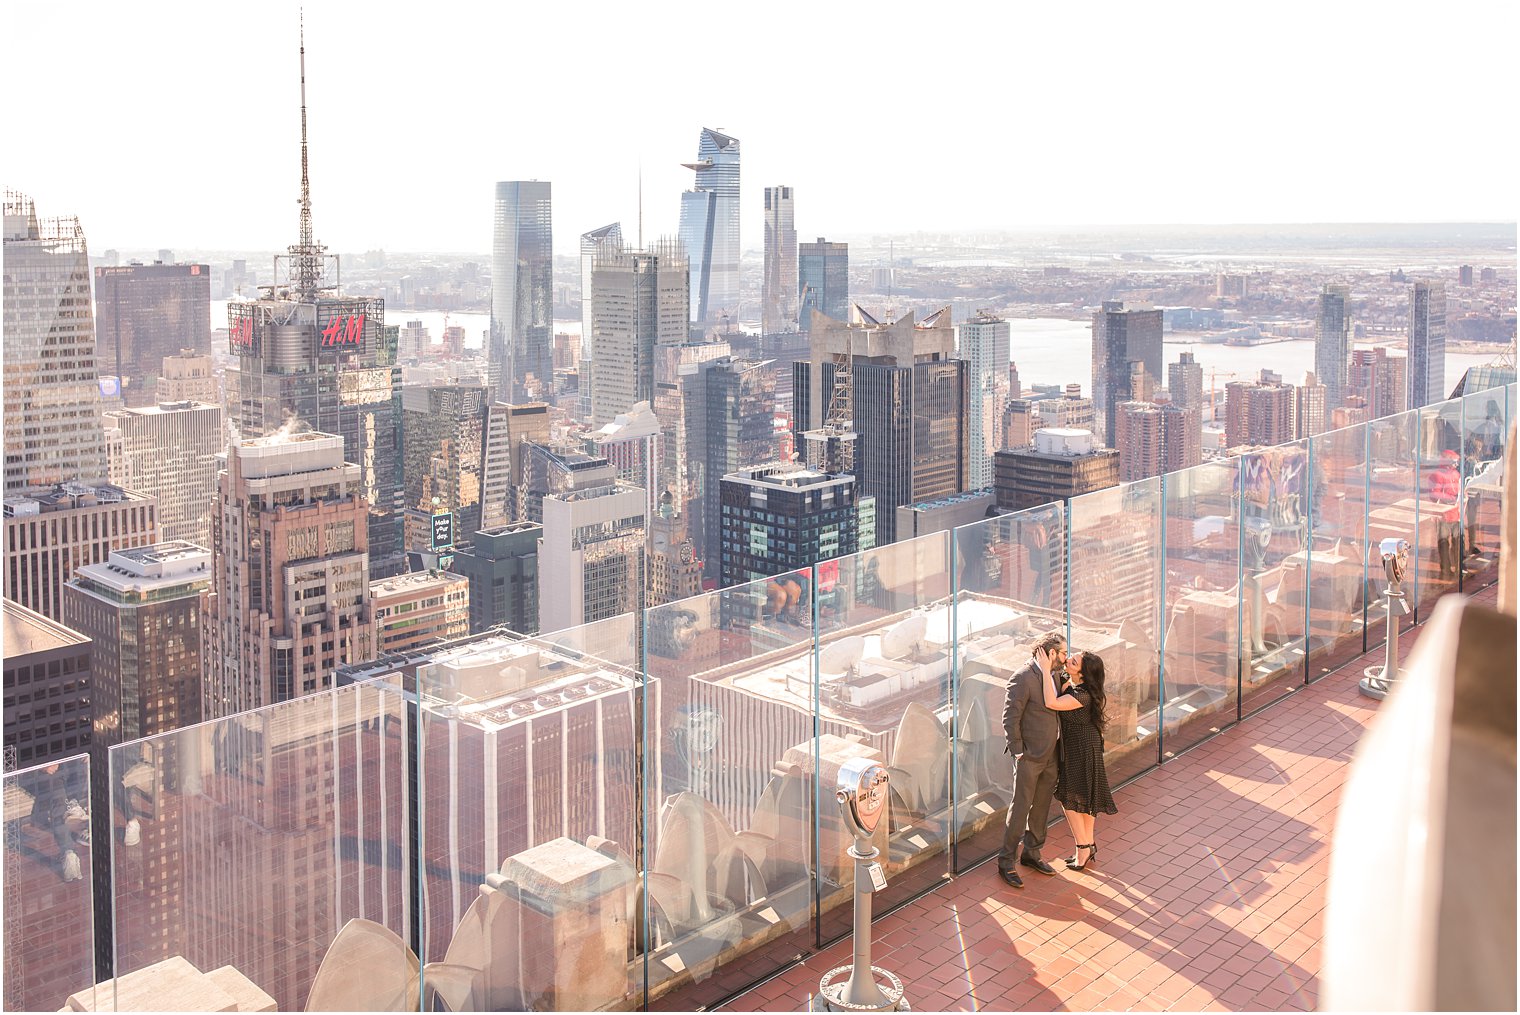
[2, 384, 1508, 1011]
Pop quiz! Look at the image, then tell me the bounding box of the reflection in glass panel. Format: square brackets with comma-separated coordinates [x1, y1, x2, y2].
[1161, 460, 1241, 754]
[816, 533, 954, 943]
[1237, 441, 1311, 714]
[107, 685, 410, 1012]
[1366, 409, 1421, 652]
[404, 616, 641, 1012]
[3, 755, 94, 1012]
[1413, 398, 1465, 615]
[642, 577, 814, 1007]
[1307, 424, 1371, 681]
[1461, 387, 1508, 590]
[1068, 479, 1161, 785]
[949, 504, 1067, 870]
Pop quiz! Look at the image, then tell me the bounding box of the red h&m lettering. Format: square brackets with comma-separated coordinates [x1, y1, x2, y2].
[230, 317, 254, 348]
[321, 314, 365, 348]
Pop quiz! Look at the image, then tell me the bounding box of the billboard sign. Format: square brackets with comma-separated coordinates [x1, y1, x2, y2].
[430, 511, 455, 551]
[316, 298, 381, 358]
[228, 303, 259, 356]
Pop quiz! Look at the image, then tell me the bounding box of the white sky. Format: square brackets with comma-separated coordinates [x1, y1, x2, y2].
[5, 0, 1516, 255]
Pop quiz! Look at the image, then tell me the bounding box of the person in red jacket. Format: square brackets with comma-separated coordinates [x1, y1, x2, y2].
[1428, 450, 1462, 579]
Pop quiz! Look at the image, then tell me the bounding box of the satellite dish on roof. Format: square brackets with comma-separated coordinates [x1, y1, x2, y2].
[881, 614, 928, 661]
[819, 636, 865, 676]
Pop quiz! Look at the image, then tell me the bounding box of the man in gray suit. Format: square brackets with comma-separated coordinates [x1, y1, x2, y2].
[997, 631, 1066, 888]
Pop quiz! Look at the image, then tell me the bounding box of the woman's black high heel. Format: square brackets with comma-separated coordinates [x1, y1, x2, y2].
[1065, 842, 1098, 865]
[1065, 844, 1095, 871]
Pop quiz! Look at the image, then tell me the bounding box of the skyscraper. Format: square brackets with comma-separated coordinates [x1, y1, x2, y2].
[103, 400, 224, 548]
[205, 432, 372, 718]
[762, 186, 798, 335]
[1116, 401, 1163, 481]
[1314, 284, 1351, 412]
[718, 465, 862, 587]
[1168, 351, 1204, 412]
[1349, 348, 1408, 419]
[451, 522, 540, 635]
[686, 358, 778, 576]
[3, 484, 158, 621]
[1408, 281, 1447, 408]
[993, 429, 1119, 512]
[3, 193, 109, 495]
[579, 222, 623, 418]
[224, 40, 404, 577]
[538, 475, 645, 633]
[490, 181, 555, 403]
[1161, 402, 1203, 473]
[157, 349, 218, 404]
[794, 307, 969, 544]
[400, 382, 500, 553]
[2, 601, 93, 767]
[93, 262, 211, 406]
[589, 240, 691, 426]
[678, 128, 741, 326]
[1293, 373, 1326, 439]
[1224, 371, 1295, 448]
[958, 312, 1012, 489]
[798, 238, 849, 330]
[64, 541, 209, 752]
[1091, 301, 1163, 448]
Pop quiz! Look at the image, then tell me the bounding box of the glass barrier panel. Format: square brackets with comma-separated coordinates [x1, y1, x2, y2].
[414, 615, 642, 1013]
[1413, 398, 1465, 615]
[3, 754, 95, 1012]
[1160, 459, 1242, 755]
[1365, 408, 1421, 653]
[1068, 477, 1161, 787]
[1307, 423, 1371, 681]
[815, 531, 955, 945]
[1461, 386, 1508, 591]
[948, 502, 1067, 872]
[641, 576, 815, 1009]
[1236, 440, 1311, 715]
[107, 684, 410, 1012]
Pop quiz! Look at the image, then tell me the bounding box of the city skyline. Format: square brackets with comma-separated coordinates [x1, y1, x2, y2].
[4, 4, 1517, 256]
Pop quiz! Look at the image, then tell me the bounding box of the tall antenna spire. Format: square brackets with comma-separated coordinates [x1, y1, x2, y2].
[289, 8, 326, 299]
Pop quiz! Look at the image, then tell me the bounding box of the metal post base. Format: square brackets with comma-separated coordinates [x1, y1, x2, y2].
[1359, 666, 1391, 700]
[811, 966, 910, 1012]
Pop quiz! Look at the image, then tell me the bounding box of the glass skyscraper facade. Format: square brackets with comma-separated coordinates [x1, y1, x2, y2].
[1315, 283, 1351, 411]
[762, 186, 798, 334]
[798, 237, 848, 331]
[3, 194, 108, 495]
[490, 181, 554, 403]
[1408, 280, 1447, 409]
[578, 222, 622, 418]
[92, 262, 211, 407]
[958, 311, 1011, 489]
[588, 240, 690, 426]
[677, 128, 740, 326]
[1091, 301, 1164, 448]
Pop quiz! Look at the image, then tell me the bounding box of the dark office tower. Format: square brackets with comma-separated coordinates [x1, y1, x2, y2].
[762, 186, 798, 335]
[1458, 264, 1474, 287]
[688, 358, 778, 577]
[718, 465, 861, 587]
[798, 238, 849, 331]
[579, 222, 623, 419]
[3, 193, 108, 496]
[1168, 350, 1203, 412]
[1349, 348, 1408, 420]
[451, 522, 541, 635]
[678, 128, 741, 326]
[793, 307, 968, 545]
[1314, 284, 1351, 411]
[993, 428, 1119, 512]
[1408, 281, 1447, 408]
[93, 262, 211, 406]
[589, 239, 691, 426]
[1091, 301, 1163, 447]
[490, 181, 554, 402]
[400, 382, 497, 553]
[224, 35, 404, 577]
[2, 601, 92, 767]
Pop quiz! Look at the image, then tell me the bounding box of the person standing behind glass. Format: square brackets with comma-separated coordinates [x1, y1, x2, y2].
[997, 631, 1066, 888]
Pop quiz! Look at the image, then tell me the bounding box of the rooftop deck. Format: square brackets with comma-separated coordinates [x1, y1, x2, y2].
[729, 584, 1500, 1012]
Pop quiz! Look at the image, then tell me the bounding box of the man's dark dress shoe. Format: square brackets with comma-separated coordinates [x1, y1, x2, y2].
[1021, 855, 1058, 876]
[998, 867, 1024, 888]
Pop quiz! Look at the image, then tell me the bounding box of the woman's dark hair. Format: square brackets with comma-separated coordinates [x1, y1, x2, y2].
[1078, 652, 1109, 737]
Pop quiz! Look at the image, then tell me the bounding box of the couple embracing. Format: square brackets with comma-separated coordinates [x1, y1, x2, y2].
[997, 632, 1118, 888]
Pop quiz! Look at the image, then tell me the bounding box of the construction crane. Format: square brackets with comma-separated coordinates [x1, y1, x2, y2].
[1208, 367, 1238, 426]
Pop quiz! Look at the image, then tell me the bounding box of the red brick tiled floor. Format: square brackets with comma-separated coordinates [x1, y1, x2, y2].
[727, 585, 1500, 1012]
